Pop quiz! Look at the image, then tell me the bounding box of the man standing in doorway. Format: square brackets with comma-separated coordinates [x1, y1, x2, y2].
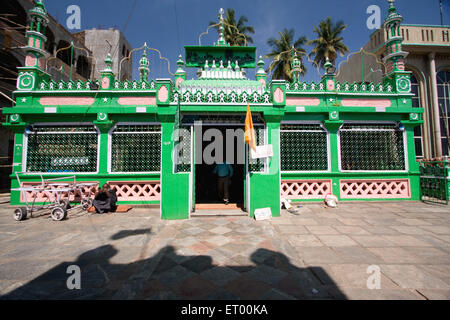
[213, 162, 233, 205]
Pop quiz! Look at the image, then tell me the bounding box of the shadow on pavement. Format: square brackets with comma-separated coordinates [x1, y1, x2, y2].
[1, 242, 347, 300]
[110, 228, 152, 240]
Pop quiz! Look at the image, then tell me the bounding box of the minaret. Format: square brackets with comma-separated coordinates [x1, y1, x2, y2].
[100, 53, 115, 89]
[175, 55, 186, 88]
[382, 0, 411, 93]
[256, 56, 267, 87]
[291, 48, 302, 82]
[139, 45, 150, 82]
[16, 0, 50, 90]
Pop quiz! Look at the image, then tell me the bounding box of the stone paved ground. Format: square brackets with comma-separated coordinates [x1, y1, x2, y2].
[0, 201, 449, 300]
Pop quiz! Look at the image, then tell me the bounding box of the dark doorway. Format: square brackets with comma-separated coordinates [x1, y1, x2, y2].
[195, 126, 244, 208]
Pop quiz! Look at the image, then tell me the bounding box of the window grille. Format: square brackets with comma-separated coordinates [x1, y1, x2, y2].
[175, 126, 191, 173]
[111, 124, 161, 173]
[280, 124, 328, 171]
[339, 123, 405, 171]
[249, 127, 265, 172]
[26, 125, 98, 173]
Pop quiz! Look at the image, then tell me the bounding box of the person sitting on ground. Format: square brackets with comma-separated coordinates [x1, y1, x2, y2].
[92, 183, 117, 214]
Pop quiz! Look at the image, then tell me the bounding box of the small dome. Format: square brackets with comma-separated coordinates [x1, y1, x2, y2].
[140, 48, 149, 68]
[140, 55, 149, 68]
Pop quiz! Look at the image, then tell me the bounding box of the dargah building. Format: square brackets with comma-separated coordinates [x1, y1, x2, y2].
[2, 1, 424, 219]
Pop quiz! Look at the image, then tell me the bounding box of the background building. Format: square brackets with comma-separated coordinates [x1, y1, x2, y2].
[74, 28, 133, 82]
[337, 24, 450, 159]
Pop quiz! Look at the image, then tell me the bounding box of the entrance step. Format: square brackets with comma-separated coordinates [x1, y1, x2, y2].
[195, 203, 241, 210]
[192, 204, 247, 217]
[191, 209, 247, 217]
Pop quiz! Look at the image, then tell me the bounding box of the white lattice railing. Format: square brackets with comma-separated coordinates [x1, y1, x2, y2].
[281, 180, 332, 199]
[340, 179, 410, 199]
[20, 182, 97, 202]
[108, 181, 161, 201]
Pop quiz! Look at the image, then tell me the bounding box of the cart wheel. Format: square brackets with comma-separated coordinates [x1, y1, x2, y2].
[62, 199, 71, 210]
[81, 198, 93, 211]
[13, 207, 27, 221]
[51, 207, 67, 221]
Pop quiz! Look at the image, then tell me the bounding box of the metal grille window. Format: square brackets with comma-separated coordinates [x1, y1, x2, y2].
[110, 124, 161, 173]
[411, 73, 424, 158]
[174, 126, 191, 173]
[339, 123, 406, 171]
[280, 124, 328, 171]
[26, 125, 98, 173]
[249, 127, 265, 172]
[437, 70, 450, 156]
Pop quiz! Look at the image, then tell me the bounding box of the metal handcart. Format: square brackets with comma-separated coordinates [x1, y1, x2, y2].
[12, 173, 98, 221]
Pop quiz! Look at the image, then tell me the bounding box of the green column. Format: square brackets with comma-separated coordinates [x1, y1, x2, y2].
[160, 119, 190, 220]
[401, 120, 423, 200]
[93, 121, 115, 175]
[249, 114, 282, 218]
[324, 120, 343, 199]
[4, 123, 28, 205]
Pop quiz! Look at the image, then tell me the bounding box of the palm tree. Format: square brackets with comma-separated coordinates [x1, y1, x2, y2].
[308, 17, 349, 69]
[209, 8, 255, 46]
[264, 28, 307, 82]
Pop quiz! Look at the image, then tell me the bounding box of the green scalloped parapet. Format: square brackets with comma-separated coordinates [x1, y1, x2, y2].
[35, 79, 157, 91]
[285, 81, 396, 94]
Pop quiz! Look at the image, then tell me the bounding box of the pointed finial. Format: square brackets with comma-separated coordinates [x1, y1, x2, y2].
[227, 60, 232, 69]
[103, 53, 113, 73]
[204, 60, 209, 70]
[176, 54, 183, 65]
[212, 60, 216, 69]
[36, 0, 45, 8]
[217, 8, 227, 46]
[257, 56, 265, 68]
[219, 60, 224, 69]
[235, 60, 240, 71]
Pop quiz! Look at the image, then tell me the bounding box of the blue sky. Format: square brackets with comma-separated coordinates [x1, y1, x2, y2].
[44, 0, 449, 82]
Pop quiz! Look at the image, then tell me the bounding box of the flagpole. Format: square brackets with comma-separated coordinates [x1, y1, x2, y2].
[440, 0, 443, 26]
[70, 41, 74, 82]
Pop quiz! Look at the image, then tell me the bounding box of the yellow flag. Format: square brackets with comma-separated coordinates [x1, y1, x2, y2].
[245, 103, 257, 151]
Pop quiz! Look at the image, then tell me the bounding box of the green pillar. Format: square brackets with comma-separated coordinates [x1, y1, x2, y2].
[249, 114, 282, 218]
[324, 120, 343, 199]
[3, 122, 28, 205]
[160, 120, 190, 220]
[401, 119, 423, 200]
[93, 120, 115, 175]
